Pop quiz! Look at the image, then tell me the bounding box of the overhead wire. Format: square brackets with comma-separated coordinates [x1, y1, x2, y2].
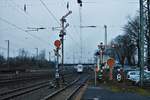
[2, 0, 55, 46]
[69, 20, 81, 48]
[4, 0, 54, 48]
[0, 45, 18, 54]
[39, 0, 81, 49]
[10, 0, 28, 14]
[0, 0, 79, 58]
[2, 0, 81, 53]
[0, 46, 7, 51]
[59, 1, 96, 62]
[9, 0, 38, 26]
[39, 0, 60, 25]
[10, 0, 54, 46]
[58, 0, 81, 48]
[38, 0, 67, 49]
[0, 17, 37, 39]
[39, 0, 82, 51]
[67, 33, 80, 48]
[0, 17, 53, 47]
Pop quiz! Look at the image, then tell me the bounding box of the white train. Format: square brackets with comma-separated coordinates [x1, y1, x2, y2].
[76, 64, 83, 73]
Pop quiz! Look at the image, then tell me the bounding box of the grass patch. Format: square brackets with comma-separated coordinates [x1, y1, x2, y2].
[109, 86, 121, 92]
[134, 88, 150, 96]
[88, 76, 150, 96]
[105, 82, 150, 96]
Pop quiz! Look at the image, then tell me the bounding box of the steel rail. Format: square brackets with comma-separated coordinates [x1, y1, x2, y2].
[41, 75, 89, 100]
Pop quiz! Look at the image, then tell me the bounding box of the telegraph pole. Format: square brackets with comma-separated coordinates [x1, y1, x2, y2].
[5, 40, 9, 70]
[77, 0, 83, 63]
[139, 0, 145, 87]
[104, 25, 107, 47]
[147, 0, 150, 67]
[73, 52, 75, 64]
[49, 52, 51, 62]
[79, 6, 82, 63]
[35, 48, 38, 66]
[139, 0, 150, 87]
[35, 48, 38, 59]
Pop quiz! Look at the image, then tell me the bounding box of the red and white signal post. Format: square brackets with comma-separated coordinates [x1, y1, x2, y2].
[54, 40, 61, 87]
[107, 58, 115, 80]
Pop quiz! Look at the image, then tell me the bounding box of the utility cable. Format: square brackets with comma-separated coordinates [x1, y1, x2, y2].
[0, 17, 53, 47]
[39, 0, 60, 25]
[9, 0, 54, 47]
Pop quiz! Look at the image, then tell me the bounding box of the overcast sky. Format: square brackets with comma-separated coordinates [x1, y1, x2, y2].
[0, 0, 139, 63]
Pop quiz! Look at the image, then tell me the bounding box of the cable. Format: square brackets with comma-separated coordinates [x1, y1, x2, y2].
[67, 33, 80, 48]
[59, 1, 96, 62]
[39, 0, 81, 50]
[9, 0, 38, 26]
[69, 23, 81, 48]
[0, 17, 53, 47]
[53, 0, 83, 56]
[39, 0, 83, 50]
[10, 0, 27, 14]
[8, 0, 54, 47]
[39, 0, 60, 25]
[0, 17, 36, 39]
[0, 45, 18, 54]
[58, 0, 66, 9]
[54, 0, 81, 49]
[0, 46, 7, 50]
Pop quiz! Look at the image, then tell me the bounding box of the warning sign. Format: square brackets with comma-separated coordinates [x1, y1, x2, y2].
[107, 58, 115, 68]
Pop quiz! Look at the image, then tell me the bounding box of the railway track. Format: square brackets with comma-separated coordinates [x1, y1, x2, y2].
[0, 79, 54, 100]
[0, 76, 49, 85]
[0, 70, 74, 85]
[41, 75, 89, 100]
[0, 71, 79, 100]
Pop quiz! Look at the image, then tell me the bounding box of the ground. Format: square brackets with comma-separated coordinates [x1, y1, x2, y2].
[79, 77, 150, 100]
[82, 86, 150, 100]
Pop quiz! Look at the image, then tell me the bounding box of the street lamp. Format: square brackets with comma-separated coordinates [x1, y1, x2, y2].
[5, 40, 10, 70]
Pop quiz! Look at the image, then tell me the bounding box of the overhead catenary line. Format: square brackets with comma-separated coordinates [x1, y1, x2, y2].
[57, 0, 81, 49]
[58, 0, 66, 9]
[40, 0, 81, 50]
[0, 45, 18, 54]
[0, 17, 39, 40]
[9, 0, 38, 27]
[0, 46, 7, 50]
[10, 0, 28, 14]
[67, 33, 80, 48]
[3, 1, 81, 53]
[0, 17, 53, 47]
[1, 0, 80, 59]
[69, 24, 81, 48]
[60, 1, 88, 62]
[8, 0, 55, 47]
[39, 0, 60, 25]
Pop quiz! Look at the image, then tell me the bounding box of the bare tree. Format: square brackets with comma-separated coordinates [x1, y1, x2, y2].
[111, 34, 137, 66]
[111, 15, 150, 69]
